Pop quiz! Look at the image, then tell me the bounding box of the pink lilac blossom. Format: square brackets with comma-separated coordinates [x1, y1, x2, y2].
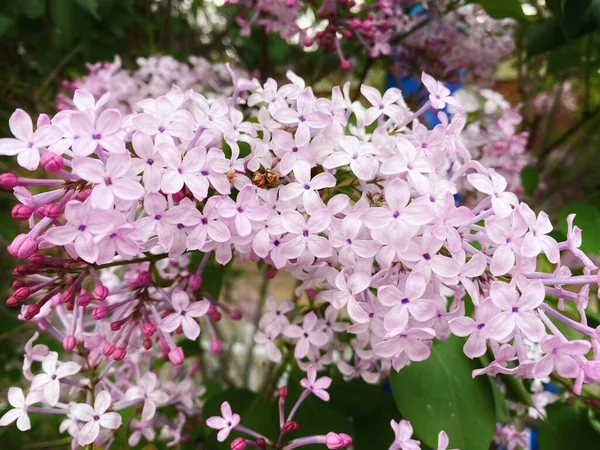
[1, 69, 599, 449]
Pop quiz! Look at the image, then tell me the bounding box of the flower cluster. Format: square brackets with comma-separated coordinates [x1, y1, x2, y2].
[0, 68, 599, 448]
[58, 55, 248, 115]
[227, 0, 514, 80]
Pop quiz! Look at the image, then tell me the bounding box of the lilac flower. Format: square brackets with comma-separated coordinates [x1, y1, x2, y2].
[389, 419, 421, 450]
[360, 86, 404, 126]
[30, 351, 81, 406]
[450, 299, 500, 358]
[160, 289, 210, 340]
[0, 388, 41, 431]
[323, 136, 379, 181]
[0, 109, 63, 170]
[467, 170, 518, 218]
[284, 311, 329, 359]
[71, 108, 125, 156]
[279, 209, 333, 260]
[300, 364, 332, 401]
[533, 336, 590, 378]
[279, 161, 336, 213]
[125, 372, 169, 421]
[69, 391, 122, 446]
[218, 185, 269, 237]
[206, 401, 240, 442]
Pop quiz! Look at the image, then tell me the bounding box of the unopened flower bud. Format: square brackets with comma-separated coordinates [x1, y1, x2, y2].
[210, 339, 222, 355]
[7, 234, 38, 258]
[255, 438, 266, 449]
[0, 173, 18, 189]
[137, 271, 151, 286]
[5, 296, 19, 307]
[103, 343, 116, 356]
[230, 309, 243, 320]
[77, 290, 91, 306]
[341, 60, 351, 71]
[189, 274, 202, 290]
[28, 253, 44, 266]
[92, 306, 108, 320]
[111, 320, 123, 331]
[143, 338, 153, 350]
[92, 284, 109, 301]
[172, 190, 185, 202]
[11, 204, 33, 220]
[39, 203, 62, 219]
[266, 267, 278, 279]
[231, 438, 247, 450]
[13, 287, 31, 300]
[63, 335, 77, 351]
[325, 432, 352, 449]
[23, 303, 40, 320]
[169, 346, 184, 365]
[282, 421, 299, 433]
[75, 189, 91, 201]
[279, 386, 288, 398]
[142, 322, 156, 336]
[112, 347, 127, 360]
[40, 153, 63, 173]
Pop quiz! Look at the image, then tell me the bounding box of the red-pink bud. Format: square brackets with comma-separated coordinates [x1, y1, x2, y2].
[143, 338, 153, 350]
[13, 287, 31, 300]
[7, 234, 38, 258]
[231, 437, 247, 450]
[256, 438, 266, 449]
[11, 204, 33, 220]
[282, 421, 299, 433]
[325, 432, 352, 449]
[92, 284, 109, 300]
[172, 190, 185, 203]
[189, 274, 202, 290]
[38, 203, 62, 219]
[230, 309, 243, 320]
[136, 271, 151, 286]
[169, 346, 184, 365]
[40, 152, 63, 173]
[5, 296, 19, 307]
[210, 339, 222, 355]
[75, 189, 91, 201]
[341, 60, 351, 71]
[28, 253, 44, 266]
[303, 37, 314, 47]
[23, 303, 40, 320]
[266, 267, 278, 279]
[63, 335, 77, 351]
[92, 306, 108, 320]
[77, 290, 91, 306]
[306, 288, 317, 299]
[110, 320, 123, 331]
[112, 347, 126, 360]
[0, 173, 18, 190]
[279, 386, 288, 398]
[103, 343, 116, 356]
[142, 322, 156, 336]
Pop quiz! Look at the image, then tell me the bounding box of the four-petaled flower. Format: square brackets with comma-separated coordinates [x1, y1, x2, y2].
[69, 391, 122, 446]
[206, 401, 240, 442]
[160, 289, 210, 340]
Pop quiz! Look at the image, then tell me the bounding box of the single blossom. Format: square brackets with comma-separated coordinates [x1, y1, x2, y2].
[206, 401, 240, 442]
[300, 364, 332, 401]
[30, 351, 81, 406]
[69, 391, 122, 446]
[160, 289, 210, 340]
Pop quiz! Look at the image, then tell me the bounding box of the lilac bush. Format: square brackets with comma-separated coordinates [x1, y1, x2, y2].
[0, 65, 598, 449]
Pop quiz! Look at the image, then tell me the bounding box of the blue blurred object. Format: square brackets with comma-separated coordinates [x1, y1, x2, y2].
[529, 427, 539, 450]
[543, 382, 560, 394]
[382, 378, 392, 394]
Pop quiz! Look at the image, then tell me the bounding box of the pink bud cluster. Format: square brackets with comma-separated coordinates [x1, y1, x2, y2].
[0, 68, 599, 448]
[227, 0, 514, 79]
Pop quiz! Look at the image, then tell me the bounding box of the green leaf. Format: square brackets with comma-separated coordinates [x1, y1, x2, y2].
[520, 166, 539, 195]
[0, 14, 14, 36]
[73, 0, 100, 19]
[470, 0, 528, 23]
[21, 0, 46, 19]
[499, 373, 533, 407]
[538, 403, 600, 449]
[558, 202, 600, 255]
[390, 336, 497, 450]
[526, 19, 567, 57]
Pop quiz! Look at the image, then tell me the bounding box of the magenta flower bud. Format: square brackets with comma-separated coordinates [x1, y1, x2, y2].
[5, 296, 19, 307]
[0, 173, 18, 190]
[266, 267, 278, 279]
[103, 342, 116, 356]
[92, 306, 108, 320]
[112, 347, 127, 361]
[282, 421, 299, 433]
[231, 438, 247, 450]
[75, 189, 91, 201]
[279, 386, 288, 398]
[169, 346, 185, 365]
[142, 322, 157, 336]
[23, 303, 40, 320]
[92, 284, 109, 301]
[110, 320, 123, 331]
[325, 432, 352, 449]
[11, 204, 34, 220]
[210, 339, 222, 355]
[189, 274, 202, 290]
[137, 271, 152, 286]
[172, 190, 185, 203]
[143, 338, 152, 350]
[28, 253, 44, 266]
[230, 309, 243, 320]
[13, 287, 31, 300]
[303, 37, 314, 47]
[158, 338, 170, 356]
[77, 290, 91, 306]
[306, 288, 317, 299]
[7, 234, 38, 259]
[63, 335, 77, 351]
[39, 203, 62, 219]
[40, 152, 64, 173]
[256, 438, 266, 449]
[341, 60, 351, 71]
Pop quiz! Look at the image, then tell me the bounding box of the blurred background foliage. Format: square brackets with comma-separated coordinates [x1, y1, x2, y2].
[2, 0, 600, 448]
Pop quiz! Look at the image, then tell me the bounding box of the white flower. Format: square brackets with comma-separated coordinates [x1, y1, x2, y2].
[31, 351, 81, 406]
[0, 387, 41, 431]
[70, 391, 122, 446]
[125, 372, 169, 422]
[159, 289, 211, 340]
